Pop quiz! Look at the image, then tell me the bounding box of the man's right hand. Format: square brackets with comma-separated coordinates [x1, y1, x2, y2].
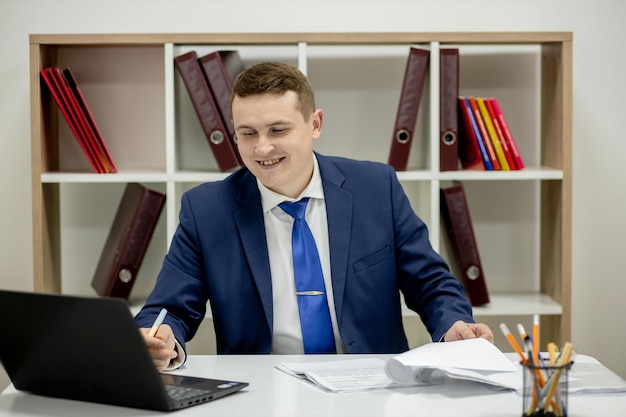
[139, 324, 178, 372]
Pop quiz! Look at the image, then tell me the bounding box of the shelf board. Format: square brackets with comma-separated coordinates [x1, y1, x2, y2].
[42, 167, 563, 184]
[129, 293, 563, 321]
[402, 293, 562, 318]
[41, 170, 170, 183]
[437, 167, 563, 181]
[398, 167, 563, 182]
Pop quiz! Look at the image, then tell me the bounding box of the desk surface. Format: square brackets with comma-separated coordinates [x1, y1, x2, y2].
[1, 354, 625, 417]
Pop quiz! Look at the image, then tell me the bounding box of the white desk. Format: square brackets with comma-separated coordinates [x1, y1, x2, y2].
[1, 354, 625, 417]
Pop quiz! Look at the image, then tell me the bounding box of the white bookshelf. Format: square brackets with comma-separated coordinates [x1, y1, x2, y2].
[30, 32, 572, 345]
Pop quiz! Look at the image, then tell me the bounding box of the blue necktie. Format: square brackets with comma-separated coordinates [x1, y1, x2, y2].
[279, 198, 336, 354]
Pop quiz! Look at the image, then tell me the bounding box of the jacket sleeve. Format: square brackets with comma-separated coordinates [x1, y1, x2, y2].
[388, 168, 475, 341]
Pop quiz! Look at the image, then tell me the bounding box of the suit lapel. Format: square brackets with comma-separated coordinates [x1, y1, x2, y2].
[317, 155, 353, 324]
[234, 173, 274, 333]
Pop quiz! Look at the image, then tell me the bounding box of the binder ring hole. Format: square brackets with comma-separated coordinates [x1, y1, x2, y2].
[118, 268, 133, 283]
[443, 131, 457, 145]
[395, 129, 410, 144]
[466, 266, 480, 280]
[210, 131, 224, 145]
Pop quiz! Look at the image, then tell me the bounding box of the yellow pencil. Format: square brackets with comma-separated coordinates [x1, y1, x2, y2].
[541, 342, 573, 412]
[532, 314, 540, 364]
[548, 342, 558, 366]
[499, 323, 525, 362]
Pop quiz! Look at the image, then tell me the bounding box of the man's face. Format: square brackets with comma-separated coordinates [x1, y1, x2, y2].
[232, 91, 322, 198]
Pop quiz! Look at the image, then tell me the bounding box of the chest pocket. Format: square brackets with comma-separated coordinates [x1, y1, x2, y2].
[352, 245, 391, 274]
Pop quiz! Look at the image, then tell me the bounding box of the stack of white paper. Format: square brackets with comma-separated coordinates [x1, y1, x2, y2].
[276, 338, 626, 395]
[384, 338, 520, 390]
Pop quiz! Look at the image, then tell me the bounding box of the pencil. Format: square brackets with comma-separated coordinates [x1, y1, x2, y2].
[541, 342, 573, 412]
[532, 314, 540, 364]
[548, 342, 558, 366]
[148, 308, 168, 337]
[499, 323, 525, 362]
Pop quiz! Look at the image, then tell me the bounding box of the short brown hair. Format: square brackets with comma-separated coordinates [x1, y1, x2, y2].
[231, 61, 316, 118]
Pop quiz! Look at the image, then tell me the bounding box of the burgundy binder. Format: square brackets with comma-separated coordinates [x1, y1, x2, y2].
[198, 50, 245, 161]
[439, 49, 459, 171]
[440, 183, 490, 306]
[388, 47, 430, 171]
[91, 183, 166, 299]
[174, 51, 241, 172]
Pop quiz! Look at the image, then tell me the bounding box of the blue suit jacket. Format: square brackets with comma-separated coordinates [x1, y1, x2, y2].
[135, 153, 474, 354]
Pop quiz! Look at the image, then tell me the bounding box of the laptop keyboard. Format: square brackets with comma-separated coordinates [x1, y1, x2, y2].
[165, 385, 213, 402]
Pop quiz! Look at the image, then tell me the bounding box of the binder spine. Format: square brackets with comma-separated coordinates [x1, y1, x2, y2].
[198, 51, 244, 164]
[388, 47, 430, 171]
[439, 49, 459, 171]
[91, 183, 166, 299]
[174, 51, 241, 172]
[440, 183, 490, 306]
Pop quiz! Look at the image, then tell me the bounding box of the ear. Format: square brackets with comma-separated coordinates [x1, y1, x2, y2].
[311, 109, 324, 140]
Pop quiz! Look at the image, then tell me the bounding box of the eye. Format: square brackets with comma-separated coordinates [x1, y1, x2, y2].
[239, 130, 256, 138]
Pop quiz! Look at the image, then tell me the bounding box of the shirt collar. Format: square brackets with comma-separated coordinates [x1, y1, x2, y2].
[257, 153, 324, 214]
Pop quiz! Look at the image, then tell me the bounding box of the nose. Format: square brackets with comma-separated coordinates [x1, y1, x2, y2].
[255, 134, 275, 155]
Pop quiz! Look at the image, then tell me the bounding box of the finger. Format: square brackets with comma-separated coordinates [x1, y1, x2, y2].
[471, 324, 494, 343]
[140, 328, 167, 349]
[444, 321, 474, 342]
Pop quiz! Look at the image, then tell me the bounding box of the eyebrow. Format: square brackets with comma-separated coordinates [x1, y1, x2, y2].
[235, 120, 292, 130]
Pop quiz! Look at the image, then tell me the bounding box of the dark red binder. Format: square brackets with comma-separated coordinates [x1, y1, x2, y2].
[440, 183, 490, 306]
[439, 48, 459, 171]
[198, 50, 245, 160]
[91, 183, 166, 299]
[174, 51, 241, 172]
[388, 47, 430, 171]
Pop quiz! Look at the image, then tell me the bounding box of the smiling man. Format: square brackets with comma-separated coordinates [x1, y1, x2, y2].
[135, 62, 493, 372]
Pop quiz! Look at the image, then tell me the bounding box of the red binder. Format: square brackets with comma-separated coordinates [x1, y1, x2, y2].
[174, 51, 242, 172]
[40, 68, 105, 173]
[388, 47, 430, 171]
[440, 183, 490, 306]
[198, 50, 245, 159]
[439, 48, 459, 171]
[62, 67, 117, 173]
[91, 183, 166, 300]
[487, 97, 525, 170]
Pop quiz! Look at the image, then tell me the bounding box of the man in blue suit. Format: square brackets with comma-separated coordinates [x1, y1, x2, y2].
[136, 62, 493, 371]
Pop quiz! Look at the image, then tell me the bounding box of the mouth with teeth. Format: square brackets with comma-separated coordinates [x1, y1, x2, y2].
[258, 158, 283, 166]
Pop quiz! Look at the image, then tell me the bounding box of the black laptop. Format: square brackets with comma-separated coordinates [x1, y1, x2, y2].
[0, 290, 248, 411]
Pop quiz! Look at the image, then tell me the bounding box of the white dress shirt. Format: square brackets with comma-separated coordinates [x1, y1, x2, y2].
[258, 154, 345, 354]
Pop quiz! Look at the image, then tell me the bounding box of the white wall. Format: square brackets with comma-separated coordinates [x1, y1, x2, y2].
[1, 0, 625, 377]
